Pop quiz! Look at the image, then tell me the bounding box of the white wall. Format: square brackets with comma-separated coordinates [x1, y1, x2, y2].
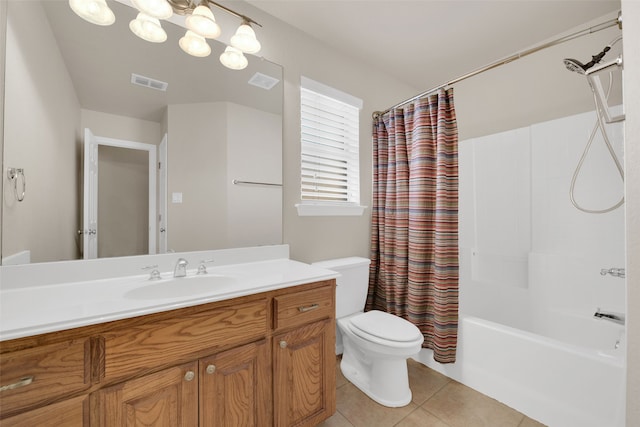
[167, 102, 228, 251]
[226, 3, 419, 263]
[2, 0, 80, 263]
[166, 102, 282, 251]
[226, 103, 282, 248]
[622, 1, 640, 424]
[454, 11, 622, 140]
[80, 109, 163, 146]
[461, 109, 625, 330]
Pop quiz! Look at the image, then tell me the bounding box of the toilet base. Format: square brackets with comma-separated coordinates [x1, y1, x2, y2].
[340, 341, 413, 407]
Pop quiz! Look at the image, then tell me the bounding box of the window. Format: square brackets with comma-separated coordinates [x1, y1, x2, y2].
[297, 77, 365, 216]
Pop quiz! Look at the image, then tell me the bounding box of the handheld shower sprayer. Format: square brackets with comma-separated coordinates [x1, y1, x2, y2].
[566, 34, 625, 214]
[563, 45, 611, 74]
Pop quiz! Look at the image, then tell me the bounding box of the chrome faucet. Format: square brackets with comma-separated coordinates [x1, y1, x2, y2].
[594, 308, 625, 325]
[174, 258, 189, 278]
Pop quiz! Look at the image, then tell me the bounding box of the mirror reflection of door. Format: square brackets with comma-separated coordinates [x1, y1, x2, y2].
[158, 135, 168, 254]
[82, 129, 157, 259]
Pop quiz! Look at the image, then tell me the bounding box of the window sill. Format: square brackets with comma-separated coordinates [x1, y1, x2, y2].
[295, 203, 367, 217]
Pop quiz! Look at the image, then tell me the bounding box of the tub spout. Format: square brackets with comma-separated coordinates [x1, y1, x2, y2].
[594, 308, 625, 325]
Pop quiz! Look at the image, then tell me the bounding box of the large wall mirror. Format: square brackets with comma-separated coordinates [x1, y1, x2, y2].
[1, 0, 283, 265]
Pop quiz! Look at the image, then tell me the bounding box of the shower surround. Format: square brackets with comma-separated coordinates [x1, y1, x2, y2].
[417, 107, 626, 427]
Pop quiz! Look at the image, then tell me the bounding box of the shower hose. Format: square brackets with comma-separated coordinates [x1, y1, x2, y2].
[569, 64, 625, 214]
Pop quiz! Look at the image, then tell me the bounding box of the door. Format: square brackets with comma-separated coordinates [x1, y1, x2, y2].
[94, 362, 198, 426]
[273, 319, 336, 427]
[199, 340, 270, 427]
[158, 134, 168, 253]
[82, 129, 157, 259]
[82, 128, 98, 259]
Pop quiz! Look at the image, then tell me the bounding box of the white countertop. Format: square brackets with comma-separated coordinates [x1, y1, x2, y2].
[0, 258, 338, 341]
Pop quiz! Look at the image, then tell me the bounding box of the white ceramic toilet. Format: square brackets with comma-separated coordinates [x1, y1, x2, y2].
[312, 257, 424, 407]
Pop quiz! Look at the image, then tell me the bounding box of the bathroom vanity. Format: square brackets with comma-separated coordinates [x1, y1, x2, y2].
[0, 246, 338, 426]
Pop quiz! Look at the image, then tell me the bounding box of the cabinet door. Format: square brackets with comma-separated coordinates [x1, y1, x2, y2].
[93, 361, 198, 427]
[273, 319, 336, 427]
[199, 340, 270, 427]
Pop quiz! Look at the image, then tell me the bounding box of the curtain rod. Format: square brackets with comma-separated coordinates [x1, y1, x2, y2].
[372, 12, 622, 119]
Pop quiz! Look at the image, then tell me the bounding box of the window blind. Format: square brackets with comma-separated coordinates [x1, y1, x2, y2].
[300, 87, 360, 203]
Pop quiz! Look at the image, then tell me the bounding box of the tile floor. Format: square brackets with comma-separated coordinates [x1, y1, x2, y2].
[319, 358, 546, 427]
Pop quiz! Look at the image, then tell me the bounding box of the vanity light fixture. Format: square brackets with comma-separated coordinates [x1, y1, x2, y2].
[230, 20, 261, 54]
[219, 46, 248, 70]
[68, 0, 262, 70]
[132, 0, 173, 20]
[129, 13, 168, 43]
[179, 30, 212, 57]
[68, 0, 115, 26]
[185, 5, 221, 39]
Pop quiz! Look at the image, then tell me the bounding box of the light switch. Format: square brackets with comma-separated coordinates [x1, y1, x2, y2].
[172, 192, 183, 203]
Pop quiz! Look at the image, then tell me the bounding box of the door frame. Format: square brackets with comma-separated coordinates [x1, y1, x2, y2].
[83, 130, 157, 258]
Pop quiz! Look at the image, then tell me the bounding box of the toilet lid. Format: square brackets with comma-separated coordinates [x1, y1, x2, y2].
[349, 310, 423, 343]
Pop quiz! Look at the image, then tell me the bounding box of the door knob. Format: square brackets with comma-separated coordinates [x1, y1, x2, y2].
[279, 341, 287, 349]
[206, 364, 216, 374]
[184, 371, 195, 381]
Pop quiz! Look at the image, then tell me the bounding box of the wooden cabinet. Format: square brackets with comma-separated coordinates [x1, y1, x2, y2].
[93, 362, 198, 427]
[272, 282, 336, 427]
[199, 340, 270, 427]
[0, 279, 335, 426]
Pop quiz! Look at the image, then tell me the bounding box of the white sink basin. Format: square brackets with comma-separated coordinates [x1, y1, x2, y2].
[124, 275, 237, 300]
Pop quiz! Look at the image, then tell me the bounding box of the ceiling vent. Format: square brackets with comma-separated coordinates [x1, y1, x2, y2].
[248, 72, 279, 90]
[131, 73, 168, 92]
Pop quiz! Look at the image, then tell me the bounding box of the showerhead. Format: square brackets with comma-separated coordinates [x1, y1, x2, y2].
[564, 58, 588, 74]
[563, 45, 612, 75]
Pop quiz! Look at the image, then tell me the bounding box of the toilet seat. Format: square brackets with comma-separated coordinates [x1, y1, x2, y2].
[348, 310, 423, 347]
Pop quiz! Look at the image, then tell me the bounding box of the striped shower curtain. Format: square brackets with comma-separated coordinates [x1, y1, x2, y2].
[366, 89, 459, 363]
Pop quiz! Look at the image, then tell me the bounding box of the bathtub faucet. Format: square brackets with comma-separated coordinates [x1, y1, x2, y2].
[594, 308, 625, 325]
[600, 267, 625, 278]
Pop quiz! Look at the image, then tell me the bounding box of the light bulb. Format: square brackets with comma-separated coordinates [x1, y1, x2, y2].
[179, 31, 211, 57]
[130, 13, 167, 43]
[230, 23, 261, 54]
[220, 46, 248, 70]
[185, 5, 221, 39]
[69, 0, 115, 26]
[132, 0, 173, 20]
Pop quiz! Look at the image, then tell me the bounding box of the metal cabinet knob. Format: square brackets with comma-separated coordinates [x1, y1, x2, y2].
[279, 341, 287, 349]
[206, 364, 216, 374]
[184, 371, 195, 381]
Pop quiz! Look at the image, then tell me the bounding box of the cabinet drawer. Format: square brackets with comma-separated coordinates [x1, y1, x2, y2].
[102, 299, 267, 382]
[274, 285, 334, 330]
[0, 395, 87, 427]
[0, 339, 89, 416]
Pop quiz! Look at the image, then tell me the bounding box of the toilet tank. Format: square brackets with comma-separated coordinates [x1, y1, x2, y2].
[312, 257, 371, 319]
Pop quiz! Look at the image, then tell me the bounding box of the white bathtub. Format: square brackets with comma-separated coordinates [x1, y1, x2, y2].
[415, 313, 626, 427]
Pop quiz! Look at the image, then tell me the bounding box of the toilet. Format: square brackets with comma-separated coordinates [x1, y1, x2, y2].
[312, 257, 424, 407]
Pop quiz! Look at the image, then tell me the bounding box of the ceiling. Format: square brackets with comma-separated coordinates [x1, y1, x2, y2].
[245, 0, 621, 92]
